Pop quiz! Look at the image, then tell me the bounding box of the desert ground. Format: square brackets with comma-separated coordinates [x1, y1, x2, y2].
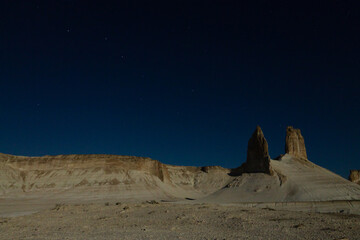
[0, 201, 359, 240]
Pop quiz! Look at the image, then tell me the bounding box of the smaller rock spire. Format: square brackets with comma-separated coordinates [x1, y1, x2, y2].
[349, 170, 360, 184]
[285, 126, 307, 159]
[245, 126, 272, 174]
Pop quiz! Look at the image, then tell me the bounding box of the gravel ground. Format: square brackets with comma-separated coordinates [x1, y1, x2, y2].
[0, 202, 359, 240]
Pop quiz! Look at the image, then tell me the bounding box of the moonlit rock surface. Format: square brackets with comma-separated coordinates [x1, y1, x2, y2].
[200, 154, 360, 204]
[349, 170, 360, 184]
[285, 126, 308, 159]
[244, 126, 273, 174]
[0, 153, 231, 202]
[1, 151, 360, 217]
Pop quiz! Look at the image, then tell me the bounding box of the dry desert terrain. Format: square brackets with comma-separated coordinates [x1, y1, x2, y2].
[1, 127, 360, 239]
[1, 201, 360, 240]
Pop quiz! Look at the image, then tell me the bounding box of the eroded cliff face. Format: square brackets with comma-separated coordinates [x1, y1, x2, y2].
[0, 153, 232, 198]
[349, 170, 360, 184]
[285, 126, 307, 159]
[0, 154, 170, 194]
[243, 126, 273, 175]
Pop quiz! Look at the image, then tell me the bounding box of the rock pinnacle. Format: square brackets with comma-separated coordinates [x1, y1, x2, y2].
[245, 126, 272, 174]
[285, 126, 308, 159]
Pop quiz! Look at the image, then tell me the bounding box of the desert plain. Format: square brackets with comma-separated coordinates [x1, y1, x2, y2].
[1, 201, 360, 240]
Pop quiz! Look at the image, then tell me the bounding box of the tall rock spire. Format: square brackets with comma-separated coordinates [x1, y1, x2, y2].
[285, 126, 308, 159]
[245, 126, 272, 174]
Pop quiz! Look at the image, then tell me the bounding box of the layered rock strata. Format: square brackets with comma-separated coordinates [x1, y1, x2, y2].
[0, 153, 232, 197]
[285, 126, 308, 159]
[244, 126, 273, 175]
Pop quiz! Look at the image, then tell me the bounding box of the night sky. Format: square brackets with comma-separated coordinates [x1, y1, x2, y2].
[1, 1, 359, 177]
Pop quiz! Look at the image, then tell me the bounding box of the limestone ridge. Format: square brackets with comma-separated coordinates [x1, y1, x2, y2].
[285, 126, 308, 159]
[349, 170, 360, 184]
[244, 126, 273, 175]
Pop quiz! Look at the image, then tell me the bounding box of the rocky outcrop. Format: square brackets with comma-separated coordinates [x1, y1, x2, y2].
[200, 166, 227, 173]
[285, 126, 308, 159]
[0, 153, 233, 198]
[349, 170, 360, 184]
[0, 154, 173, 195]
[150, 160, 170, 183]
[243, 126, 273, 175]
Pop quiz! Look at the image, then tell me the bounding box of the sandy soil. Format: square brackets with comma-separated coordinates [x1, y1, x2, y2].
[0, 201, 359, 240]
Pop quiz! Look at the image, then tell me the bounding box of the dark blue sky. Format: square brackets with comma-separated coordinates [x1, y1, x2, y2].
[1, 1, 359, 177]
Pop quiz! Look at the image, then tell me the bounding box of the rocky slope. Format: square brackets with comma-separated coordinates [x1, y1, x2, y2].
[202, 126, 360, 203]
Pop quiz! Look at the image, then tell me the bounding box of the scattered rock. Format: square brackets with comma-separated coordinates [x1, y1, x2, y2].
[244, 126, 273, 175]
[285, 126, 308, 159]
[52, 203, 66, 211]
[0, 219, 8, 224]
[175, 214, 186, 220]
[321, 227, 338, 232]
[145, 200, 159, 204]
[262, 207, 275, 211]
[349, 170, 360, 184]
[292, 223, 305, 228]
